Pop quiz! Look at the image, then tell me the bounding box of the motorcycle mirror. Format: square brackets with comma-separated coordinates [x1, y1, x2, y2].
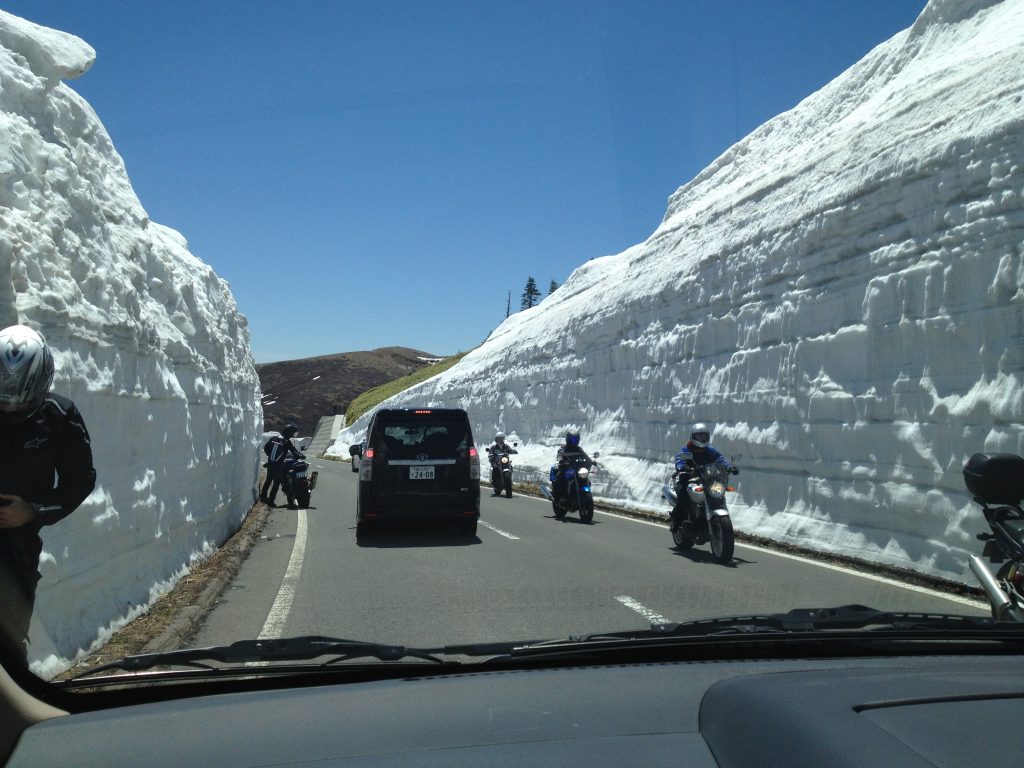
[732, 453, 743, 461]
[593, 451, 600, 458]
[513, 442, 518, 447]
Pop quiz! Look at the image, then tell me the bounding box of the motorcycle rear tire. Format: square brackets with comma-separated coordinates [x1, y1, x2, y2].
[579, 495, 594, 524]
[709, 515, 735, 564]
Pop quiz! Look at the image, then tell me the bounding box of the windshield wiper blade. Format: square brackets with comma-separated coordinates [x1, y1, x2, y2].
[507, 605, 1017, 658]
[69, 635, 452, 681]
[648, 604, 1002, 636]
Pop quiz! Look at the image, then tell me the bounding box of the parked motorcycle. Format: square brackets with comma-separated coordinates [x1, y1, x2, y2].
[487, 443, 518, 497]
[964, 452, 1024, 622]
[282, 455, 317, 509]
[662, 458, 740, 564]
[541, 452, 600, 523]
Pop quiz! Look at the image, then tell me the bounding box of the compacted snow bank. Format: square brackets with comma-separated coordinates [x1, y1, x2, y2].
[332, 0, 1024, 583]
[0, 11, 262, 674]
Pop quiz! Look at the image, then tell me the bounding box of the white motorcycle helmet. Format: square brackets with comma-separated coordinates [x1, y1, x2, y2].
[0, 325, 55, 423]
[690, 423, 711, 448]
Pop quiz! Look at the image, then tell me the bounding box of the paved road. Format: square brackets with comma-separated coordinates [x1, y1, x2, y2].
[192, 458, 986, 648]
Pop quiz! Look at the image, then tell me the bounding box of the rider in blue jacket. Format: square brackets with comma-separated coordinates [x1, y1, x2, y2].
[671, 423, 737, 531]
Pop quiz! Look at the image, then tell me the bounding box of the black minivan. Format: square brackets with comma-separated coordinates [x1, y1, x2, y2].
[355, 408, 481, 537]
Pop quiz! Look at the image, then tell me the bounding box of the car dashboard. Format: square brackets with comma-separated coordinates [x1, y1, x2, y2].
[7, 654, 1024, 767]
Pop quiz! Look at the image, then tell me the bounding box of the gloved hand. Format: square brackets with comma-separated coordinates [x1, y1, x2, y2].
[731, 467, 739, 475]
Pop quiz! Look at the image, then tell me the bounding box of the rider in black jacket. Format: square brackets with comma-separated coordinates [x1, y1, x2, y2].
[552, 430, 595, 503]
[260, 424, 304, 507]
[485, 432, 517, 496]
[0, 325, 96, 661]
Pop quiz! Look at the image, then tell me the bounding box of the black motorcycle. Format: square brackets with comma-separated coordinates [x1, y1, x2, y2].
[964, 452, 1024, 621]
[282, 455, 316, 509]
[542, 452, 600, 523]
[662, 458, 740, 565]
[487, 443, 518, 497]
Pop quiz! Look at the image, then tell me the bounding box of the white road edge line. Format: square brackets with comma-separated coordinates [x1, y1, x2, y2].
[586, 508, 985, 609]
[530, 491, 985, 610]
[480, 520, 520, 540]
[616, 595, 670, 625]
[259, 508, 308, 639]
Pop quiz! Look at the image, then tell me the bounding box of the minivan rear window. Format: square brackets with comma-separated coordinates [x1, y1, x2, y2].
[374, 419, 471, 459]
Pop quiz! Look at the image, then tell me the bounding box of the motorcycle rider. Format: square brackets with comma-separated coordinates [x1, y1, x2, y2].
[485, 432, 517, 496]
[552, 429, 596, 505]
[670, 422, 738, 531]
[0, 325, 96, 661]
[260, 423, 305, 508]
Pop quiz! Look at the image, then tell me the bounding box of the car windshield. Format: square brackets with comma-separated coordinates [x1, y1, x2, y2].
[1, 0, 1021, 688]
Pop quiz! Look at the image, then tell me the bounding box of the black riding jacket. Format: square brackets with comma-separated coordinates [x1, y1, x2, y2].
[0, 394, 96, 583]
[264, 435, 303, 466]
[556, 444, 594, 467]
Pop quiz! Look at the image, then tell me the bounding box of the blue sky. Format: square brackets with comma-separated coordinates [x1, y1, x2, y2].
[11, 1, 925, 362]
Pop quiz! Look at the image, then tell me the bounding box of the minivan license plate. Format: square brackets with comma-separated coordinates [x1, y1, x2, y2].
[409, 466, 435, 480]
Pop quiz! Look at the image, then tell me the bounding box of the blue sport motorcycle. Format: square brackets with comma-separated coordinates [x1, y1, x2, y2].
[541, 452, 600, 524]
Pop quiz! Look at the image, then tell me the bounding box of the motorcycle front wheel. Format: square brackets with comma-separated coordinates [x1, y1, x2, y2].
[579, 494, 594, 524]
[709, 515, 735, 564]
[503, 472, 513, 497]
[553, 499, 566, 520]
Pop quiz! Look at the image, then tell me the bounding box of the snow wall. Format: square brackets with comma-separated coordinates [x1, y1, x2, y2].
[0, 11, 262, 674]
[333, 0, 1024, 583]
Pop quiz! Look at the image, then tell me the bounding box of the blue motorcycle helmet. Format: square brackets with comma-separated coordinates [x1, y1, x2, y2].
[565, 429, 580, 447]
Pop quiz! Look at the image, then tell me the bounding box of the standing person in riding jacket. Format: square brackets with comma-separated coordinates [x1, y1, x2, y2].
[553, 429, 595, 503]
[485, 432, 517, 496]
[0, 325, 96, 662]
[260, 424, 304, 508]
[670, 422, 737, 531]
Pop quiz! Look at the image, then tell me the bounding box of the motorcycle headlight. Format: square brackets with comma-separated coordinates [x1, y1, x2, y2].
[577, 467, 590, 480]
[708, 481, 726, 497]
[501, 456, 509, 464]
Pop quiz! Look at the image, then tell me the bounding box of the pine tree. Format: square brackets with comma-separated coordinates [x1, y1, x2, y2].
[520, 277, 541, 310]
[548, 279, 558, 295]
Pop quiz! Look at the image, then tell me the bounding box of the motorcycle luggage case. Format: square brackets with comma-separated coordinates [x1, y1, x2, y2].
[963, 453, 1024, 504]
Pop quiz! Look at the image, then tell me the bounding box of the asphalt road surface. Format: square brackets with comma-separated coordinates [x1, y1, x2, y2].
[191, 457, 986, 649]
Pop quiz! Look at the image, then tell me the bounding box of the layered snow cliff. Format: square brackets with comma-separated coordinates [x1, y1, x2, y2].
[0, 11, 262, 672]
[333, 0, 1024, 582]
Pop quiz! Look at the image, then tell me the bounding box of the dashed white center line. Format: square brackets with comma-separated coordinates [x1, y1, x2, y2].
[616, 595, 670, 624]
[480, 520, 520, 540]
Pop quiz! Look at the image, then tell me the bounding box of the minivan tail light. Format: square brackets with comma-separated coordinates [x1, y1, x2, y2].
[361, 448, 374, 481]
[469, 446, 480, 480]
